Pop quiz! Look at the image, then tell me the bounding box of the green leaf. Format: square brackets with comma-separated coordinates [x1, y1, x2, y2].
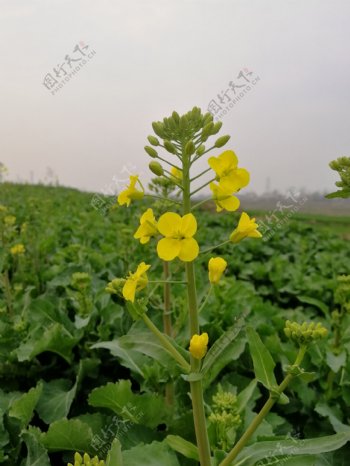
[236, 379, 258, 414]
[315, 402, 350, 433]
[246, 327, 277, 390]
[41, 418, 93, 453]
[15, 323, 80, 363]
[202, 315, 245, 376]
[88, 380, 168, 428]
[326, 350, 346, 373]
[36, 379, 77, 424]
[9, 383, 42, 428]
[325, 189, 350, 199]
[106, 438, 123, 466]
[122, 441, 180, 466]
[21, 427, 51, 466]
[165, 435, 199, 461]
[234, 432, 350, 466]
[297, 295, 329, 315]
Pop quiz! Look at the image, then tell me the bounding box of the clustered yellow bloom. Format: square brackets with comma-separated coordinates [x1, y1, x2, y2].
[208, 150, 249, 212]
[208, 257, 227, 284]
[68, 452, 105, 466]
[134, 208, 158, 244]
[230, 212, 262, 243]
[117, 175, 144, 207]
[4, 215, 16, 226]
[122, 262, 150, 302]
[10, 244, 25, 256]
[189, 332, 209, 359]
[157, 212, 199, 262]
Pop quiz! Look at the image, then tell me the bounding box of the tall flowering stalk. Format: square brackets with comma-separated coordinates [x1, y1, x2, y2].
[107, 108, 329, 466]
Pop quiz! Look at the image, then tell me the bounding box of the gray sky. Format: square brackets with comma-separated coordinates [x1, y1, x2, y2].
[1, 0, 349, 195]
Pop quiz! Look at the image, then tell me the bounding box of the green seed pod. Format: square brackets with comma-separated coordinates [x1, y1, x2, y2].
[196, 144, 205, 156]
[152, 122, 164, 138]
[149, 161, 164, 176]
[147, 135, 159, 146]
[144, 146, 158, 158]
[163, 140, 177, 154]
[185, 140, 196, 156]
[211, 121, 223, 135]
[215, 135, 231, 148]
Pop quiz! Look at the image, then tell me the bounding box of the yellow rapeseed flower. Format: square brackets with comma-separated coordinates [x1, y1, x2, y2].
[208, 257, 227, 284]
[122, 262, 151, 302]
[157, 212, 199, 262]
[210, 182, 240, 212]
[134, 208, 158, 244]
[170, 166, 183, 181]
[189, 333, 209, 359]
[117, 175, 144, 207]
[10, 244, 25, 256]
[208, 150, 250, 192]
[230, 212, 262, 243]
[4, 215, 16, 226]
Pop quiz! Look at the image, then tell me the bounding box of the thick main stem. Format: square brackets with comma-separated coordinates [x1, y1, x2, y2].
[220, 346, 307, 466]
[183, 153, 212, 466]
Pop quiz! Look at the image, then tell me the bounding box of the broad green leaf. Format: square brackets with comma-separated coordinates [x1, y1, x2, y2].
[234, 432, 350, 466]
[9, 383, 42, 428]
[297, 295, 329, 315]
[92, 339, 145, 376]
[106, 438, 123, 466]
[41, 419, 93, 453]
[88, 380, 168, 428]
[36, 379, 76, 424]
[122, 441, 180, 466]
[165, 435, 199, 461]
[315, 402, 350, 433]
[325, 189, 350, 199]
[15, 323, 80, 363]
[21, 427, 51, 466]
[246, 327, 277, 390]
[202, 316, 246, 376]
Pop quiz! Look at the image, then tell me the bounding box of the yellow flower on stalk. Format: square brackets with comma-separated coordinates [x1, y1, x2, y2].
[134, 208, 158, 244]
[230, 212, 262, 243]
[117, 175, 144, 207]
[157, 212, 199, 262]
[122, 262, 151, 302]
[208, 257, 227, 284]
[10, 244, 25, 256]
[170, 166, 183, 181]
[210, 182, 240, 212]
[208, 150, 250, 192]
[189, 333, 209, 359]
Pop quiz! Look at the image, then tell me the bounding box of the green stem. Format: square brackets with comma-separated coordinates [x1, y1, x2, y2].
[156, 155, 182, 170]
[220, 345, 307, 466]
[163, 261, 174, 406]
[200, 240, 231, 254]
[149, 280, 187, 284]
[144, 194, 182, 205]
[142, 314, 190, 372]
[190, 168, 212, 182]
[192, 198, 212, 211]
[198, 285, 213, 313]
[2, 270, 13, 315]
[182, 152, 212, 466]
[190, 178, 216, 196]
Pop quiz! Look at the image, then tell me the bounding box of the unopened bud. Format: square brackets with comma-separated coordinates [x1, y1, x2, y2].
[152, 122, 165, 138]
[211, 121, 222, 135]
[196, 144, 205, 156]
[163, 140, 177, 154]
[147, 135, 159, 146]
[185, 140, 196, 156]
[149, 161, 164, 176]
[215, 135, 231, 148]
[144, 146, 158, 158]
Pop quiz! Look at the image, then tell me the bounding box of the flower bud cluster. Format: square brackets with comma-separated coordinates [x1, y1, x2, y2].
[284, 320, 328, 345]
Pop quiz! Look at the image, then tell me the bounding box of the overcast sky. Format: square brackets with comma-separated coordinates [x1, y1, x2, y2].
[1, 0, 349, 195]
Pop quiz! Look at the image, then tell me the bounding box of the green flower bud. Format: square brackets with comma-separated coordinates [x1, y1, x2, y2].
[211, 121, 223, 135]
[284, 320, 328, 345]
[215, 135, 231, 148]
[144, 146, 158, 158]
[172, 111, 180, 123]
[147, 135, 159, 146]
[152, 122, 165, 138]
[185, 140, 196, 156]
[196, 144, 205, 156]
[105, 278, 125, 295]
[163, 140, 177, 154]
[202, 112, 213, 125]
[149, 161, 164, 176]
[201, 122, 214, 140]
